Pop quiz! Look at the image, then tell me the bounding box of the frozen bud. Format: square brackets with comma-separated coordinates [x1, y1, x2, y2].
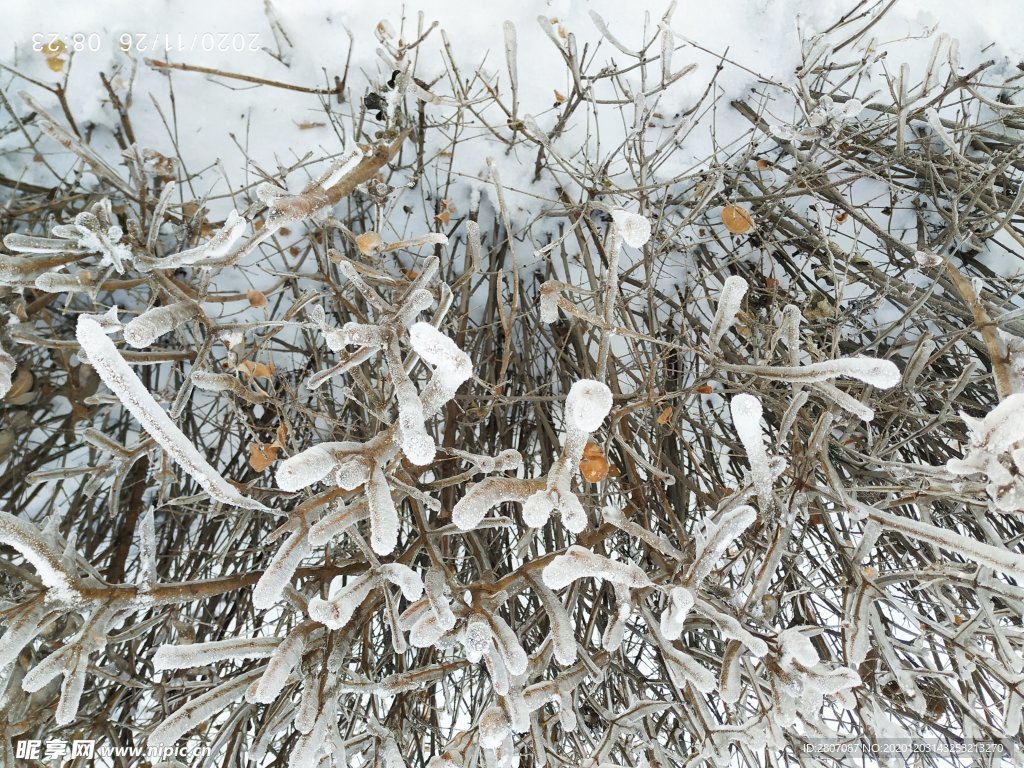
[523, 491, 555, 528]
[610, 208, 652, 248]
[479, 706, 511, 750]
[565, 379, 613, 432]
[462, 614, 492, 663]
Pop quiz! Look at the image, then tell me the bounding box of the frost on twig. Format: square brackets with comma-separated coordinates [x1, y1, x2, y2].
[709, 275, 748, 351]
[76, 316, 265, 510]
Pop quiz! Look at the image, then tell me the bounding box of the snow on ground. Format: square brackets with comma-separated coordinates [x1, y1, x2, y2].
[4, 0, 1022, 226]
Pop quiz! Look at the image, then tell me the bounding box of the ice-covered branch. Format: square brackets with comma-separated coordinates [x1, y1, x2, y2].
[76, 317, 265, 510]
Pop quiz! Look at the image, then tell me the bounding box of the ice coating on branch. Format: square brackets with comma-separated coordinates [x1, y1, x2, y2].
[479, 706, 511, 750]
[386, 336, 435, 465]
[76, 317, 265, 510]
[662, 644, 716, 692]
[0, 511, 77, 601]
[489, 614, 528, 676]
[0, 341, 15, 398]
[424, 569, 457, 631]
[453, 477, 541, 531]
[153, 637, 279, 671]
[543, 545, 654, 591]
[149, 669, 261, 751]
[778, 628, 819, 668]
[409, 322, 473, 390]
[961, 392, 1024, 454]
[276, 444, 339, 492]
[151, 210, 247, 270]
[610, 208, 652, 248]
[123, 302, 195, 348]
[249, 630, 306, 704]
[565, 379, 613, 432]
[730, 394, 774, 509]
[659, 587, 694, 641]
[947, 394, 1024, 513]
[0, 601, 48, 668]
[709, 276, 748, 350]
[253, 528, 311, 610]
[688, 505, 757, 586]
[308, 573, 377, 630]
[380, 564, 424, 601]
[367, 463, 400, 555]
[462, 614, 493, 664]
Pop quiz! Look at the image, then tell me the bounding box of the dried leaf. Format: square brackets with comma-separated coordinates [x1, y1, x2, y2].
[355, 231, 383, 255]
[721, 205, 754, 234]
[246, 289, 268, 309]
[249, 442, 280, 472]
[554, 90, 566, 104]
[237, 361, 275, 380]
[434, 199, 454, 227]
[656, 407, 673, 425]
[580, 441, 610, 483]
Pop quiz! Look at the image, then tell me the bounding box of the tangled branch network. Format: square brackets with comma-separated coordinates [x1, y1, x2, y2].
[3, 2, 1024, 767]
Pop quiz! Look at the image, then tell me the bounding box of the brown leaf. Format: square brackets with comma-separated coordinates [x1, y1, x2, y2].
[246, 289, 268, 309]
[554, 90, 566, 104]
[580, 441, 610, 483]
[721, 204, 754, 234]
[249, 442, 279, 472]
[656, 406, 673, 425]
[355, 231, 383, 255]
[434, 199, 454, 227]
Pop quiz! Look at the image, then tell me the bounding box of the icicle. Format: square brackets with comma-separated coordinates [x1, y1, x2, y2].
[658, 587, 694, 641]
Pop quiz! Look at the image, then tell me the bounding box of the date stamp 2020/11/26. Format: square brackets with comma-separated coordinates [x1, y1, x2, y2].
[32, 32, 262, 55]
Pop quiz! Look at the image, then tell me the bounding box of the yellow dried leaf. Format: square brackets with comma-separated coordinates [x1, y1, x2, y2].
[246, 289, 268, 309]
[249, 441, 279, 472]
[355, 231, 383, 255]
[656, 406, 673, 425]
[45, 56, 65, 72]
[721, 204, 754, 234]
[237, 360, 275, 379]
